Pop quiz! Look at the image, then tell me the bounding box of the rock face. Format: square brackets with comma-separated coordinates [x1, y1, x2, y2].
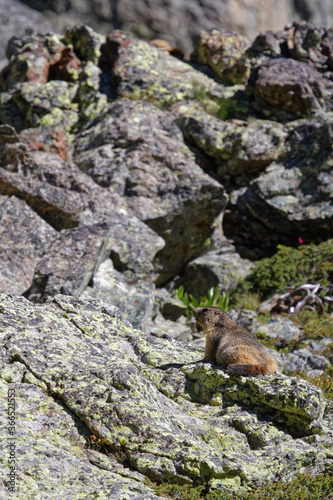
[0, 293, 332, 498]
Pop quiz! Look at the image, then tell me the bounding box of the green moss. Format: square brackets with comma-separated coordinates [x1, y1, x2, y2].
[293, 310, 333, 340]
[150, 470, 333, 499]
[234, 240, 333, 302]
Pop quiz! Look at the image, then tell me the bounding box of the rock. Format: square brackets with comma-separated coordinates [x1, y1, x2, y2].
[150, 313, 192, 341]
[0, 149, 89, 230]
[250, 30, 289, 58]
[247, 57, 333, 121]
[27, 224, 115, 302]
[282, 348, 330, 376]
[287, 22, 327, 68]
[0, 293, 331, 494]
[310, 338, 333, 353]
[173, 101, 287, 184]
[190, 28, 251, 84]
[0, 32, 81, 91]
[103, 29, 245, 113]
[19, 124, 71, 161]
[308, 354, 331, 370]
[64, 24, 104, 65]
[0, 381, 163, 500]
[0, 80, 79, 132]
[75, 61, 114, 123]
[257, 318, 302, 347]
[224, 114, 333, 257]
[257, 294, 281, 314]
[228, 309, 258, 332]
[159, 297, 188, 322]
[0, 144, 165, 283]
[82, 259, 155, 333]
[0, 195, 57, 294]
[249, 22, 333, 69]
[10, 0, 332, 59]
[75, 99, 227, 283]
[180, 250, 254, 299]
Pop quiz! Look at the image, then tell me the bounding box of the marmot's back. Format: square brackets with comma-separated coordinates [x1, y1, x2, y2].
[193, 306, 278, 376]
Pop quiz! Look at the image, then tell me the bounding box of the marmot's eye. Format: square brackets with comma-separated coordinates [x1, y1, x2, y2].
[202, 308, 209, 313]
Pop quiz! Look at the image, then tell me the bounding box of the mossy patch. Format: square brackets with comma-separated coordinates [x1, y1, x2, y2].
[234, 240, 333, 302]
[150, 469, 333, 499]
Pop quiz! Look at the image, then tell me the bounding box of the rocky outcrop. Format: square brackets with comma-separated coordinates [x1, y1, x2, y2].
[0, 293, 332, 497]
[0, 21, 332, 317]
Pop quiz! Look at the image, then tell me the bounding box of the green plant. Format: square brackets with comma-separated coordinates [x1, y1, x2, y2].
[176, 286, 231, 317]
[234, 240, 333, 302]
[150, 470, 333, 499]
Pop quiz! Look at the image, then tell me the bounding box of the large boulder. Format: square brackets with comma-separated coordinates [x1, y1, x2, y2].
[75, 98, 227, 283]
[247, 57, 333, 121]
[224, 115, 333, 257]
[0, 293, 331, 496]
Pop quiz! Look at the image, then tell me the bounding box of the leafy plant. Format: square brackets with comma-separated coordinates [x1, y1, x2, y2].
[234, 240, 333, 302]
[176, 286, 231, 317]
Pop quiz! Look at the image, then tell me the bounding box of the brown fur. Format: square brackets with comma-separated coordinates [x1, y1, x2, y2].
[193, 306, 278, 377]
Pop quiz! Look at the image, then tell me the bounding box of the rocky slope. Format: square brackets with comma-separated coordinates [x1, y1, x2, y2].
[0, 20, 332, 497]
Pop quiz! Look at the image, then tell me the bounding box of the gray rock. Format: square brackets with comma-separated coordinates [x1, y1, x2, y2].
[181, 250, 254, 298]
[160, 297, 187, 322]
[190, 28, 251, 84]
[257, 318, 301, 347]
[0, 195, 57, 294]
[150, 313, 192, 341]
[0, 0, 55, 69]
[82, 259, 155, 333]
[104, 30, 241, 110]
[310, 338, 333, 352]
[0, 145, 165, 285]
[228, 309, 258, 332]
[75, 99, 227, 284]
[282, 352, 309, 374]
[225, 114, 333, 256]
[28, 224, 116, 302]
[0, 378, 163, 499]
[173, 101, 287, 183]
[307, 354, 330, 370]
[282, 348, 330, 375]
[0, 292, 331, 495]
[247, 57, 333, 121]
[11, 0, 332, 58]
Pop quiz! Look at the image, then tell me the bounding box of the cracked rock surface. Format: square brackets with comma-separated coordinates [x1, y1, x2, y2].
[1, 293, 332, 497]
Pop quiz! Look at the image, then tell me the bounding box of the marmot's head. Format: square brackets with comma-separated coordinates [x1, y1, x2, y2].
[193, 306, 230, 329]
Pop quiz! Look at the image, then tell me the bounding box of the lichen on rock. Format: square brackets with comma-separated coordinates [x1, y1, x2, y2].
[0, 293, 332, 496]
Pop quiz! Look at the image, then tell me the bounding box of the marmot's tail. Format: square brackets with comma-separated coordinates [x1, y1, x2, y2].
[227, 364, 268, 377]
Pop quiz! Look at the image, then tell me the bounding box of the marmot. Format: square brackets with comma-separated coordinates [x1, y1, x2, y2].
[150, 39, 184, 59]
[193, 306, 278, 376]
